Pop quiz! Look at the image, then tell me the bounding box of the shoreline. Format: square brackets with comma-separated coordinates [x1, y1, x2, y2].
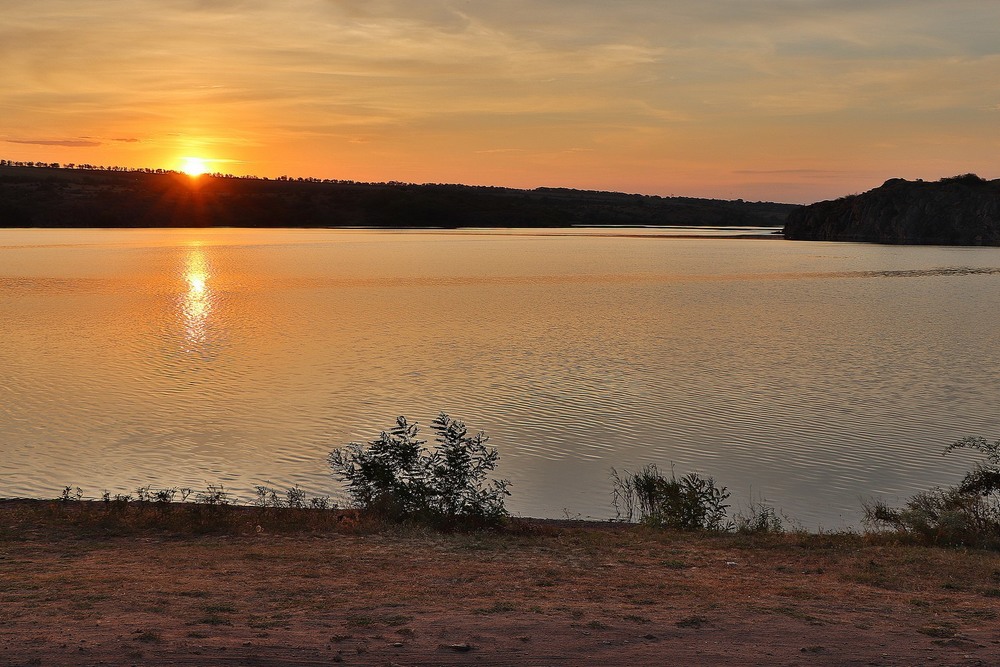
[3, 500, 1000, 665]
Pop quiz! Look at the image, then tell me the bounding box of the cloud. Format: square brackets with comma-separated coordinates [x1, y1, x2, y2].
[734, 169, 851, 176]
[475, 148, 526, 154]
[5, 138, 102, 147]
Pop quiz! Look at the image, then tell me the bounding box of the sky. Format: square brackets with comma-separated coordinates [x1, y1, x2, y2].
[1, 1, 998, 203]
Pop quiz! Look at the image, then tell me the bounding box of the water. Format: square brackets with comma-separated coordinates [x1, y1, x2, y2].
[2, 227, 999, 529]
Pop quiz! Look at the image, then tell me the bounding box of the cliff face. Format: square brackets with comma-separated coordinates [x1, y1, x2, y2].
[784, 175, 1000, 245]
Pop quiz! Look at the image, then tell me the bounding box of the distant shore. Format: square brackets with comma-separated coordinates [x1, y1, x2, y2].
[0, 164, 798, 229]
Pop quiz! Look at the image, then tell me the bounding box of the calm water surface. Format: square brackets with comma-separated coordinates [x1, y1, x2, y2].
[2, 228, 999, 528]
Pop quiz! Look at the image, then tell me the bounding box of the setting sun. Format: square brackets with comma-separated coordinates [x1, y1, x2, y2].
[180, 157, 209, 177]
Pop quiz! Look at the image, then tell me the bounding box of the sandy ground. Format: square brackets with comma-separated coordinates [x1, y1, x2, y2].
[2, 521, 1000, 666]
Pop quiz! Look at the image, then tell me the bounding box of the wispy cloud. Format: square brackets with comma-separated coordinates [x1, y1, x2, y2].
[734, 169, 852, 176]
[475, 148, 526, 154]
[6, 138, 102, 147]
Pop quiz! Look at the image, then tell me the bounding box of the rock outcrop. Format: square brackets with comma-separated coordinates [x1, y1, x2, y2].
[784, 175, 1000, 245]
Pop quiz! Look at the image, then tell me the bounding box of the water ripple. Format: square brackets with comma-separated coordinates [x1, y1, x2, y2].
[3, 232, 1000, 528]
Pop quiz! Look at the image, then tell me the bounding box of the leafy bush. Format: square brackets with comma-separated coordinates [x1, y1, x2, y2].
[328, 413, 510, 528]
[947, 436, 1000, 497]
[611, 464, 731, 531]
[863, 437, 1000, 549]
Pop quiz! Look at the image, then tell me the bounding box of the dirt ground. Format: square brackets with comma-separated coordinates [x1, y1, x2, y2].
[2, 519, 1000, 666]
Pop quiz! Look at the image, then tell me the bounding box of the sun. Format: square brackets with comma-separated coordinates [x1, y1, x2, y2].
[179, 157, 209, 177]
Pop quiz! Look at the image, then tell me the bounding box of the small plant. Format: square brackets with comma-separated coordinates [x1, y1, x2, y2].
[196, 484, 234, 506]
[135, 630, 163, 644]
[254, 483, 283, 508]
[675, 614, 709, 628]
[734, 500, 785, 534]
[154, 488, 177, 504]
[309, 495, 331, 510]
[329, 413, 510, 528]
[102, 490, 132, 513]
[60, 486, 83, 503]
[611, 464, 730, 531]
[286, 485, 306, 509]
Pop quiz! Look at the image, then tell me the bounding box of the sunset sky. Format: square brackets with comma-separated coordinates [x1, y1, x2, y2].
[2, 1, 998, 203]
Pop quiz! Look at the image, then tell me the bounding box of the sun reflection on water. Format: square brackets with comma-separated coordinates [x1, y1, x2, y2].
[182, 248, 212, 349]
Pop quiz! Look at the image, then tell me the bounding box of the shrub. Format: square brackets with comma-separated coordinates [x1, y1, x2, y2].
[328, 413, 510, 528]
[863, 437, 1000, 549]
[946, 436, 1000, 497]
[611, 464, 731, 531]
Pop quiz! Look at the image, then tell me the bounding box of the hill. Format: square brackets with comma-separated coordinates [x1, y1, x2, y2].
[0, 164, 797, 228]
[784, 174, 1000, 245]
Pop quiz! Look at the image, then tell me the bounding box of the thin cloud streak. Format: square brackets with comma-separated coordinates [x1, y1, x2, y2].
[6, 138, 103, 147]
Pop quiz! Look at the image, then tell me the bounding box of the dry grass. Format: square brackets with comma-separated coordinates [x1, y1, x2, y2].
[2, 500, 1000, 665]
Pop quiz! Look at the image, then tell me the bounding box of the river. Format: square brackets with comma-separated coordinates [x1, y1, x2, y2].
[2, 227, 999, 528]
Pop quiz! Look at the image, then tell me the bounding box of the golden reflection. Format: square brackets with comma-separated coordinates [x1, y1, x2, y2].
[182, 248, 211, 347]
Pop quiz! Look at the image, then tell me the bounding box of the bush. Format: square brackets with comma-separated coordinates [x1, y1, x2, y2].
[947, 436, 1000, 497]
[863, 437, 1000, 549]
[611, 464, 731, 531]
[328, 413, 510, 528]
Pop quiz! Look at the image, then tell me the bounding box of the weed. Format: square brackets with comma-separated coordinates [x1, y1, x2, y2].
[346, 612, 412, 627]
[611, 464, 730, 531]
[154, 488, 176, 505]
[286, 485, 307, 509]
[135, 630, 162, 644]
[474, 601, 516, 615]
[177, 590, 212, 598]
[248, 615, 286, 629]
[958, 608, 998, 620]
[309, 495, 331, 509]
[734, 500, 785, 534]
[197, 614, 233, 626]
[196, 484, 235, 507]
[675, 614, 709, 628]
[917, 625, 956, 638]
[254, 483, 283, 509]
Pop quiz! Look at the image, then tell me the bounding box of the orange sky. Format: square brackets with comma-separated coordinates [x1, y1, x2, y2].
[2, 1, 998, 203]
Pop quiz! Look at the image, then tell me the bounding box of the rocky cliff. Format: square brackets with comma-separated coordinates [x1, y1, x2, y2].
[784, 175, 1000, 245]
